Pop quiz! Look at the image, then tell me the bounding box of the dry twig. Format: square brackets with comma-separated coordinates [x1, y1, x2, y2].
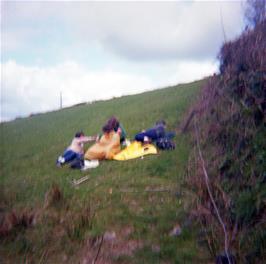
[194, 117, 232, 264]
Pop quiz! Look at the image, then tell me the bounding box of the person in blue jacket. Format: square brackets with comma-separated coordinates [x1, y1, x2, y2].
[135, 120, 175, 150]
[135, 120, 167, 143]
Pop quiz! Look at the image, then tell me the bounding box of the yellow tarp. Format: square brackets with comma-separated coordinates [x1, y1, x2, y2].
[113, 141, 157, 161]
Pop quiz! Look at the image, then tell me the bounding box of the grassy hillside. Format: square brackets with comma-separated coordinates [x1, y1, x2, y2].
[0, 80, 210, 263]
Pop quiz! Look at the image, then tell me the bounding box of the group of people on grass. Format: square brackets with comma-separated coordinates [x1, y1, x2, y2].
[56, 116, 175, 171]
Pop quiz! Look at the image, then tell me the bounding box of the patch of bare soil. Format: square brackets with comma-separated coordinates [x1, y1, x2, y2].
[81, 226, 143, 264]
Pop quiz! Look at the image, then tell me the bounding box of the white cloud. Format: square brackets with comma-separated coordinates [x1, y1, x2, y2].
[2, 1, 245, 61]
[93, 1, 244, 60]
[1, 1, 243, 121]
[1, 60, 153, 121]
[1, 59, 218, 122]
[169, 60, 219, 85]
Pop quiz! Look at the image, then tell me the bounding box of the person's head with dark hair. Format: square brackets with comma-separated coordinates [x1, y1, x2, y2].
[75, 131, 84, 138]
[102, 123, 113, 134]
[107, 116, 120, 131]
[156, 120, 166, 127]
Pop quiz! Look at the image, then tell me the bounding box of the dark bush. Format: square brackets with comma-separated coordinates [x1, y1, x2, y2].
[186, 19, 266, 262]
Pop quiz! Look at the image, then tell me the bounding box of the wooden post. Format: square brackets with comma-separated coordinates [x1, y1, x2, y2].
[60, 91, 62, 109]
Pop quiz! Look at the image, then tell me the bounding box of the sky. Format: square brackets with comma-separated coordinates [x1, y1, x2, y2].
[1, 0, 246, 122]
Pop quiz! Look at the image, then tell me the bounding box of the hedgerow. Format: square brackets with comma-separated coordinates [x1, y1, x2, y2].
[186, 19, 265, 263]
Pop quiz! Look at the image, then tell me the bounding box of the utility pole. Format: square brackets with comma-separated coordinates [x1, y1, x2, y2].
[60, 91, 62, 109]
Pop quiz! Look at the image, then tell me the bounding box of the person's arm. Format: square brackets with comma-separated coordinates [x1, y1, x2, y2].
[95, 133, 102, 142]
[78, 136, 96, 143]
[119, 124, 126, 139]
[117, 127, 122, 135]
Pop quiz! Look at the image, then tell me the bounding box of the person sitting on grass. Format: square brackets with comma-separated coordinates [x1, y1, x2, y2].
[105, 116, 126, 144]
[56, 131, 96, 167]
[95, 116, 126, 145]
[84, 122, 121, 160]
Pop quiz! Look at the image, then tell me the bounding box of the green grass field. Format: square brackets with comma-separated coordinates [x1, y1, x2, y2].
[0, 80, 210, 263]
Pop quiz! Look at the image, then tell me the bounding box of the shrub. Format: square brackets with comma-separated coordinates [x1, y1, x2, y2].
[186, 19, 266, 262]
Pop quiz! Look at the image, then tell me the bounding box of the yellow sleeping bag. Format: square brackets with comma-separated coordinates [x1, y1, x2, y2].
[113, 141, 157, 161]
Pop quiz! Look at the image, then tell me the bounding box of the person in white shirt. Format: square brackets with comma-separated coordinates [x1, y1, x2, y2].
[56, 131, 95, 167]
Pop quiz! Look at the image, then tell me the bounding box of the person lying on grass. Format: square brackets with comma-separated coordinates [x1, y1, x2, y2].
[56, 131, 96, 167]
[135, 120, 175, 150]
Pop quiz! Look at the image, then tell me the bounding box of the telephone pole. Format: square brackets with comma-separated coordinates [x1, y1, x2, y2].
[60, 91, 62, 109]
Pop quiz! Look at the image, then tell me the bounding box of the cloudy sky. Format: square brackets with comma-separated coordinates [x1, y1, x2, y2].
[1, 0, 246, 122]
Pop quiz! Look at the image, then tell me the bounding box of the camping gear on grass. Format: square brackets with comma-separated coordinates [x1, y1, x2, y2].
[81, 160, 99, 171]
[155, 131, 175, 150]
[85, 131, 121, 160]
[156, 136, 175, 150]
[113, 141, 157, 161]
[70, 158, 99, 170]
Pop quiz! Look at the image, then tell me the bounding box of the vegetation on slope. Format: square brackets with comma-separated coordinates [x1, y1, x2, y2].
[185, 18, 265, 263]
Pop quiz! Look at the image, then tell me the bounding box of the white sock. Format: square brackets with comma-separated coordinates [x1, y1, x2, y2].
[58, 156, 65, 163]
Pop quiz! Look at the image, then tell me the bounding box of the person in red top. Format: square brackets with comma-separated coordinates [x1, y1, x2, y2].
[56, 131, 96, 167]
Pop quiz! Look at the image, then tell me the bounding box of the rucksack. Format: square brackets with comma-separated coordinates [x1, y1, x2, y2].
[156, 137, 175, 150]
